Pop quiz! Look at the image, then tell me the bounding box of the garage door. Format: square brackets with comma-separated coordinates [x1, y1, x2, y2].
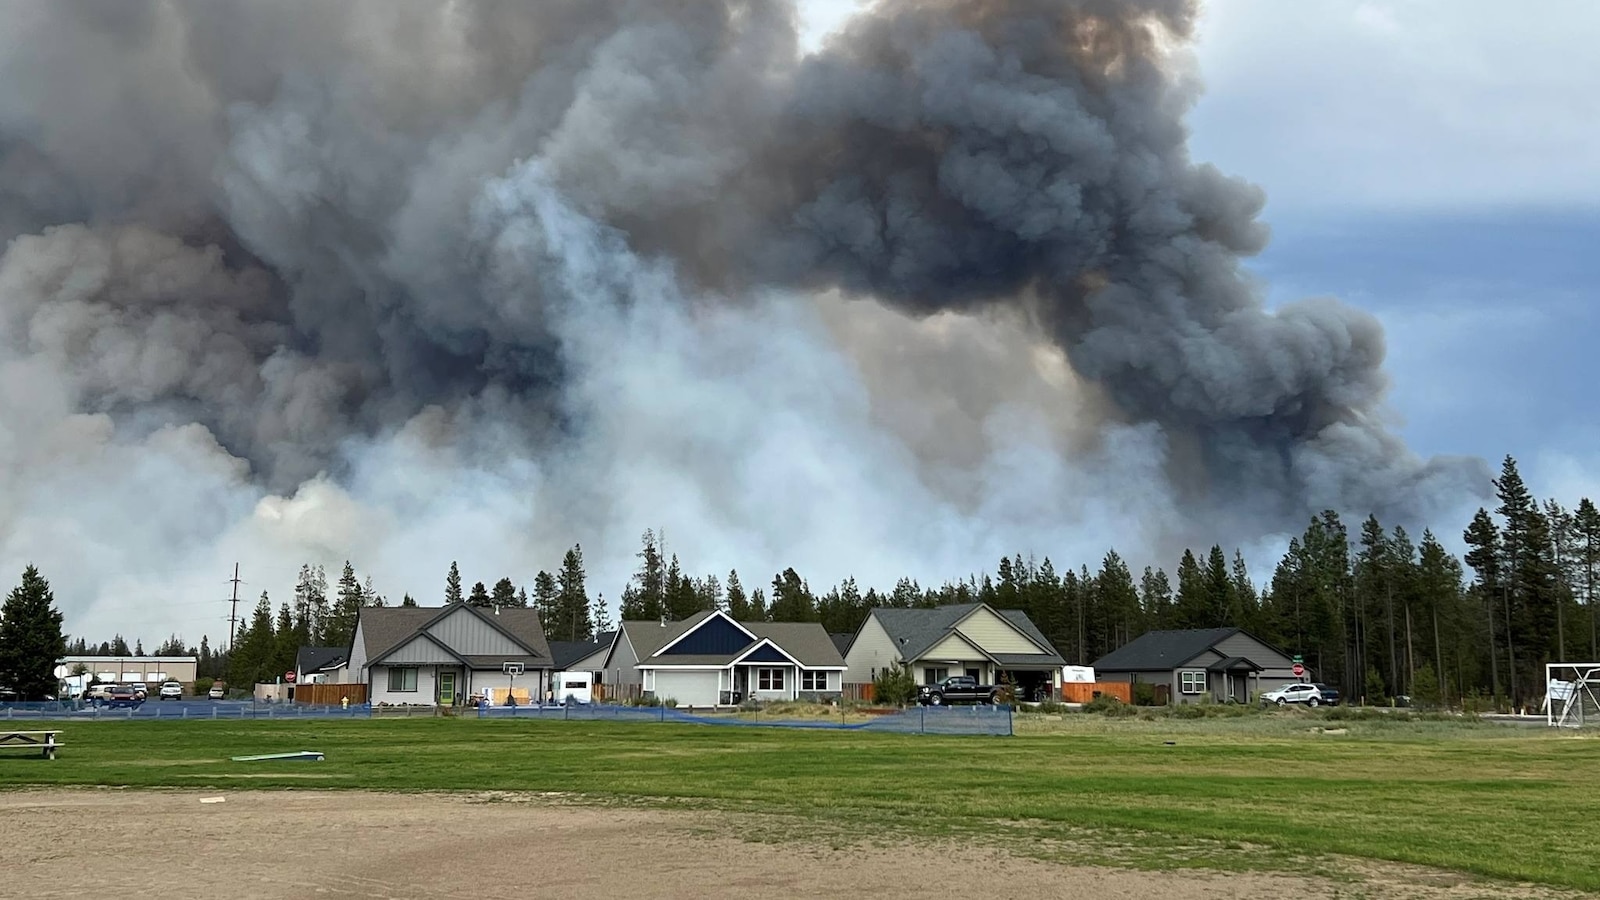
[653, 670, 721, 708]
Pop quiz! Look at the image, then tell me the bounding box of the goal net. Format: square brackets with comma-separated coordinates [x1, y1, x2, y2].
[1545, 664, 1600, 728]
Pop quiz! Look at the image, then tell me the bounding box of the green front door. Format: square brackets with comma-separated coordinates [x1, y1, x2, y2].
[439, 671, 456, 706]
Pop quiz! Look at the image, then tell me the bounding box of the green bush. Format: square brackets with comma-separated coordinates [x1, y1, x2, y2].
[872, 661, 918, 708]
[1170, 703, 1206, 719]
[194, 676, 214, 696]
[1131, 682, 1158, 706]
[1083, 694, 1135, 716]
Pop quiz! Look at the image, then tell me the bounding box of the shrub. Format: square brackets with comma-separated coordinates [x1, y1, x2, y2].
[1131, 682, 1158, 706]
[1170, 703, 1206, 719]
[663, 697, 678, 708]
[628, 695, 663, 707]
[872, 661, 918, 708]
[194, 676, 214, 697]
[1083, 694, 1135, 716]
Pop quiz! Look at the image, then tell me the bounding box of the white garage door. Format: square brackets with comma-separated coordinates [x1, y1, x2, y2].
[653, 670, 721, 708]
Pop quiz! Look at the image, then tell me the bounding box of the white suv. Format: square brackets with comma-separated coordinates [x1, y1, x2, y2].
[1262, 682, 1325, 707]
[158, 681, 183, 700]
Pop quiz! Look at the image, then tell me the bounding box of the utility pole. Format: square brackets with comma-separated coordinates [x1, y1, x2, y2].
[227, 563, 243, 651]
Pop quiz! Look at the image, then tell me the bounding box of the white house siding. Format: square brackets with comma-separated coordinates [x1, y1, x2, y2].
[956, 608, 1040, 654]
[466, 669, 548, 705]
[651, 669, 720, 708]
[843, 617, 900, 684]
[369, 664, 438, 705]
[747, 664, 798, 702]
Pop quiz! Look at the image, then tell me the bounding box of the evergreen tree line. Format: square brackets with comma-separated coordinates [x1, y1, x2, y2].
[17, 456, 1595, 708]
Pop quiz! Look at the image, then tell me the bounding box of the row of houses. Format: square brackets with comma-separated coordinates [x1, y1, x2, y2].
[293, 600, 1303, 708]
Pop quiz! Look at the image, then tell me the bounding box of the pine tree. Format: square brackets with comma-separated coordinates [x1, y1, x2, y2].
[110, 635, 130, 656]
[1204, 545, 1234, 626]
[491, 577, 518, 609]
[400, 593, 419, 608]
[1139, 566, 1173, 631]
[363, 575, 383, 607]
[134, 639, 145, 657]
[1576, 498, 1600, 658]
[273, 602, 297, 677]
[591, 592, 614, 635]
[1097, 551, 1139, 653]
[1230, 550, 1259, 632]
[665, 555, 703, 621]
[748, 587, 768, 621]
[230, 592, 276, 688]
[468, 581, 491, 608]
[768, 568, 815, 622]
[324, 561, 363, 648]
[1463, 507, 1504, 699]
[0, 566, 67, 701]
[445, 561, 463, 605]
[533, 571, 559, 628]
[725, 570, 750, 621]
[557, 546, 593, 640]
[1174, 549, 1207, 628]
[628, 531, 666, 621]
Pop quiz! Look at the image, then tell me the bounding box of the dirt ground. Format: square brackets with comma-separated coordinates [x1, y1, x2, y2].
[0, 790, 1571, 899]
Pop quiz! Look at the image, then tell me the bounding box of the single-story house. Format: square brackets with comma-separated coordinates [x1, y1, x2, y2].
[601, 610, 846, 707]
[1090, 628, 1298, 704]
[842, 603, 1067, 701]
[346, 602, 552, 706]
[294, 646, 347, 684]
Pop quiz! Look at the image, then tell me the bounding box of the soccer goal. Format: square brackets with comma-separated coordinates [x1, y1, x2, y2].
[1544, 663, 1600, 728]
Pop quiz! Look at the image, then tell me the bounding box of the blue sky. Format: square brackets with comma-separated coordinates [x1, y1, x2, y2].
[802, 1, 1600, 506]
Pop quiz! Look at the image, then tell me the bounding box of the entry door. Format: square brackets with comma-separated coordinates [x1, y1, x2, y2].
[439, 671, 457, 706]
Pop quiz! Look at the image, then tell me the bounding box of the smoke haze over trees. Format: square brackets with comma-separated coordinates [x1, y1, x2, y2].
[0, 1, 1497, 640]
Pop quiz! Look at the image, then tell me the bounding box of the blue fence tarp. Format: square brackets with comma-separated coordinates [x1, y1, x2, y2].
[0, 700, 1013, 735]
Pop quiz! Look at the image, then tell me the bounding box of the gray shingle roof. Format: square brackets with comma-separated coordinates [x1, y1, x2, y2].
[829, 632, 855, 656]
[620, 613, 848, 669]
[296, 646, 347, 674]
[1091, 628, 1242, 672]
[358, 603, 552, 669]
[869, 603, 1063, 664]
[548, 640, 601, 670]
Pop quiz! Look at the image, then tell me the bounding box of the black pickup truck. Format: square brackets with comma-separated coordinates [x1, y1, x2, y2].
[917, 676, 1001, 706]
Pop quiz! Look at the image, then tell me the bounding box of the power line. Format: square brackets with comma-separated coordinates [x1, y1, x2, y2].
[226, 563, 243, 652]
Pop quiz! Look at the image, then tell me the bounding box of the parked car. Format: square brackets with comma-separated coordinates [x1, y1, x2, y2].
[83, 684, 116, 702]
[1262, 682, 1338, 707]
[158, 681, 183, 700]
[917, 675, 1002, 706]
[208, 685, 226, 700]
[103, 684, 144, 708]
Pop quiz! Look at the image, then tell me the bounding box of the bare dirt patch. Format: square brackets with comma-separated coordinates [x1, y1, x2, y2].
[0, 789, 1572, 899]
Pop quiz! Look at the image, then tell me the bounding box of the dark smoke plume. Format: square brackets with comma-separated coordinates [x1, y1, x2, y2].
[0, 0, 1486, 632]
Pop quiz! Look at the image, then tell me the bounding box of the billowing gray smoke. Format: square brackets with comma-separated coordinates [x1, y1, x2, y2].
[0, 0, 1486, 634]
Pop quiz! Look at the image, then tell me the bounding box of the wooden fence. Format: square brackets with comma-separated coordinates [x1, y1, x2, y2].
[592, 682, 643, 704]
[842, 683, 875, 702]
[1059, 682, 1132, 704]
[290, 683, 367, 705]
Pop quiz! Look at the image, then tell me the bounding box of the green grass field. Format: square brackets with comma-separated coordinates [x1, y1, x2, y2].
[3, 714, 1597, 890]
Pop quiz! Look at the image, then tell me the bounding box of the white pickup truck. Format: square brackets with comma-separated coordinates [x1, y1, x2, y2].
[1261, 682, 1338, 707]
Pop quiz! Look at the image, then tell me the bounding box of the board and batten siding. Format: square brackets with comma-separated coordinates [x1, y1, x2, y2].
[381, 636, 460, 665]
[652, 670, 720, 708]
[606, 633, 642, 686]
[955, 607, 1040, 654]
[347, 620, 369, 677]
[921, 632, 989, 663]
[842, 616, 900, 684]
[426, 608, 526, 656]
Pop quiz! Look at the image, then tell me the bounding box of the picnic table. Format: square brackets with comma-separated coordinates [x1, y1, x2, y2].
[0, 730, 63, 760]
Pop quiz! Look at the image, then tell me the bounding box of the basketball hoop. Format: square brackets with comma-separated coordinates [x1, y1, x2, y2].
[502, 662, 524, 676]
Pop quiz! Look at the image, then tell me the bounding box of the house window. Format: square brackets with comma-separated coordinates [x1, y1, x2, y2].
[757, 668, 786, 691]
[387, 667, 418, 692]
[923, 667, 948, 685]
[642, 670, 655, 692]
[801, 671, 828, 691]
[1180, 671, 1206, 694]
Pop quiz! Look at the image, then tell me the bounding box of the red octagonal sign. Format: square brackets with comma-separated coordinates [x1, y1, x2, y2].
[1291, 663, 1305, 677]
[285, 670, 297, 683]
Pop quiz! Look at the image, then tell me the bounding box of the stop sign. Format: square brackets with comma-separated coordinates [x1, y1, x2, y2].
[285, 671, 297, 683]
[1292, 663, 1305, 677]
